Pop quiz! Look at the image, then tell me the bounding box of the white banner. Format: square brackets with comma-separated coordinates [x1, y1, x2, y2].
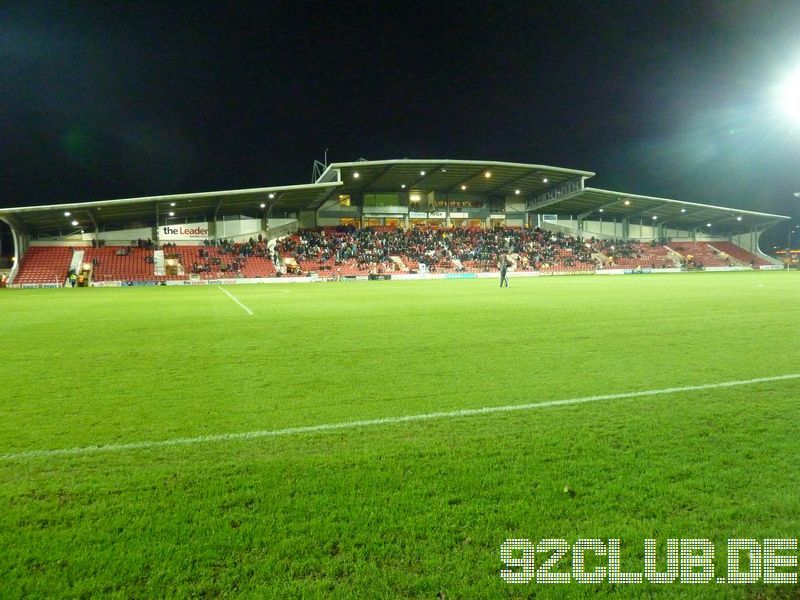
[159, 222, 210, 240]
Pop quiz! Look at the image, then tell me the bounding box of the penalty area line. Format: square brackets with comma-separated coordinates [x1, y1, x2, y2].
[218, 286, 253, 315]
[2, 372, 799, 461]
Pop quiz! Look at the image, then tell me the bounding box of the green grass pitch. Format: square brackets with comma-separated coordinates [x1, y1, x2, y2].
[2, 272, 800, 598]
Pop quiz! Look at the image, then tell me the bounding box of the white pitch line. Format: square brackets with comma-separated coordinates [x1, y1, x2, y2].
[218, 286, 253, 315]
[2, 373, 799, 461]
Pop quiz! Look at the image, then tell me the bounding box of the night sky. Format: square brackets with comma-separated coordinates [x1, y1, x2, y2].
[2, 1, 800, 243]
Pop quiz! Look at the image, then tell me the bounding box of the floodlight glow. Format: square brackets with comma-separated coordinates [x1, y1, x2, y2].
[71, 220, 78, 226]
[170, 202, 176, 207]
[681, 208, 687, 213]
[353, 172, 360, 179]
[484, 171, 491, 178]
[599, 208, 604, 213]
[169, 211, 175, 217]
[260, 203, 266, 208]
[624, 200, 630, 206]
[736, 216, 742, 221]
[409, 193, 421, 202]
[543, 178, 548, 183]
[401, 184, 406, 189]
[269, 193, 275, 199]
[461, 184, 467, 190]
[652, 215, 658, 220]
[778, 67, 800, 123]
[515, 189, 520, 195]
[64, 211, 71, 216]
[420, 170, 426, 176]
[706, 223, 712, 227]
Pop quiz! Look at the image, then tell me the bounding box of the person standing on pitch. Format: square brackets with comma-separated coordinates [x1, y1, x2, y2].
[499, 256, 509, 288]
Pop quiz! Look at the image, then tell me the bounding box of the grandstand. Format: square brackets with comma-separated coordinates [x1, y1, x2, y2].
[0, 159, 788, 287]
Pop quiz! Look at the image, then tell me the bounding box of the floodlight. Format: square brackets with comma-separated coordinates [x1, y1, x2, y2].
[170, 202, 176, 207]
[64, 211, 71, 216]
[353, 172, 360, 179]
[269, 193, 275, 199]
[599, 208, 604, 213]
[409, 193, 421, 202]
[652, 215, 658, 220]
[401, 184, 406, 189]
[681, 208, 687, 213]
[778, 67, 800, 123]
[515, 189, 520, 195]
[543, 178, 548, 183]
[460, 184, 467, 191]
[420, 170, 426, 176]
[624, 200, 630, 206]
[71, 220, 79, 226]
[260, 203, 266, 208]
[169, 211, 175, 217]
[484, 171, 492, 178]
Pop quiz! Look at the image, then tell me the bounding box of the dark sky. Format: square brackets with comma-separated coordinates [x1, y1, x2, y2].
[2, 1, 800, 240]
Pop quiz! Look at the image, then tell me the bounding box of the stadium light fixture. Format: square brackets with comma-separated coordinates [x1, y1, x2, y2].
[736, 216, 742, 221]
[680, 208, 687, 213]
[409, 193, 421, 202]
[64, 211, 71, 217]
[268, 193, 276, 199]
[353, 171, 360, 179]
[624, 200, 631, 206]
[794, 192, 800, 197]
[170, 202, 176, 207]
[168, 211, 175, 217]
[461, 184, 467, 191]
[515, 189, 521, 195]
[599, 208, 604, 213]
[484, 171, 492, 178]
[777, 66, 800, 123]
[652, 215, 658, 220]
[706, 223, 712, 227]
[71, 220, 79, 226]
[401, 184, 406, 189]
[420, 170, 426, 176]
[543, 178, 548, 183]
[260, 203, 266, 208]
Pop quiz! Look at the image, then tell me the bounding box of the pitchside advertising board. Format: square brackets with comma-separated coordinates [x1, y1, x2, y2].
[159, 222, 209, 241]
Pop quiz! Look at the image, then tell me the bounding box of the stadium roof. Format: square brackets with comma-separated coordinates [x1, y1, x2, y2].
[0, 182, 341, 235]
[528, 186, 789, 234]
[0, 158, 788, 236]
[321, 159, 595, 198]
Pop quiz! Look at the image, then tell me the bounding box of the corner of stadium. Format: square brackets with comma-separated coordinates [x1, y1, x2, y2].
[0, 158, 790, 288]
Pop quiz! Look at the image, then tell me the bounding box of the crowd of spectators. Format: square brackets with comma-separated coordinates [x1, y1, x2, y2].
[276, 226, 601, 273]
[184, 237, 274, 275]
[85, 227, 696, 276]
